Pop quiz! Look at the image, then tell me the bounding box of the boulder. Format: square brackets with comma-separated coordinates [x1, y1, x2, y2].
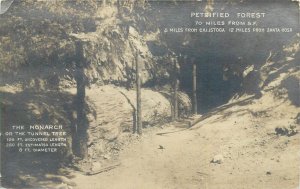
[211, 154, 224, 164]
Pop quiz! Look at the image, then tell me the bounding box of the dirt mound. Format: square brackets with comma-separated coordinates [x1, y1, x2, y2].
[74, 85, 191, 170]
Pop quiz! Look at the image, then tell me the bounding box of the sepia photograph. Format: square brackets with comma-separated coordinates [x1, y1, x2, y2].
[0, 0, 299, 188]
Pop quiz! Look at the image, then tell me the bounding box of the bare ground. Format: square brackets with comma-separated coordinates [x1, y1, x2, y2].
[70, 92, 300, 189]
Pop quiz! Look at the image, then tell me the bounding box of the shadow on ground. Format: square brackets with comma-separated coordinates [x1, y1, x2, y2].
[0, 89, 95, 188]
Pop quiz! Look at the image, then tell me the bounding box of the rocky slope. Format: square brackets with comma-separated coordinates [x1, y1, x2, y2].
[68, 33, 299, 189]
[0, 1, 169, 89]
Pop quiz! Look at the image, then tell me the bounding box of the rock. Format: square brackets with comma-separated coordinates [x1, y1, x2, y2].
[266, 171, 272, 175]
[275, 127, 289, 136]
[128, 26, 139, 37]
[102, 154, 111, 160]
[102, 125, 121, 141]
[296, 113, 300, 124]
[275, 125, 298, 136]
[211, 154, 224, 164]
[91, 162, 102, 172]
[45, 174, 76, 187]
[94, 141, 105, 154]
[55, 183, 69, 189]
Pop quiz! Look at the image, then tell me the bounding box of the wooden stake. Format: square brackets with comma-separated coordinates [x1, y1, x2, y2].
[192, 59, 198, 115]
[173, 58, 179, 121]
[136, 51, 142, 134]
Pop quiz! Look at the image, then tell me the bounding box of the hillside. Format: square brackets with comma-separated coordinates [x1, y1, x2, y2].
[7, 32, 298, 189]
[0, 1, 299, 189]
[68, 35, 300, 189]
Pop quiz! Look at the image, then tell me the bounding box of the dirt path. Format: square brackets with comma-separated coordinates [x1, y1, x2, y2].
[67, 85, 300, 189]
[72, 125, 208, 189]
[71, 94, 300, 189]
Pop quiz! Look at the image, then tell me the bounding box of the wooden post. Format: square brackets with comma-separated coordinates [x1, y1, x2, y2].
[0, 120, 2, 187]
[72, 41, 88, 159]
[136, 51, 142, 135]
[172, 58, 179, 121]
[192, 58, 198, 114]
